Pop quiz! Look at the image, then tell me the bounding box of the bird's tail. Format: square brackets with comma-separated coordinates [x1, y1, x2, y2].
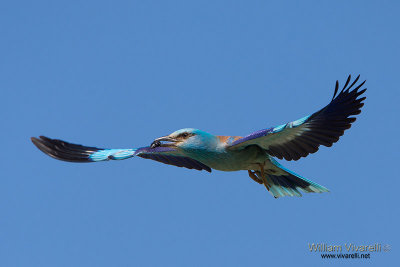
[261, 158, 329, 198]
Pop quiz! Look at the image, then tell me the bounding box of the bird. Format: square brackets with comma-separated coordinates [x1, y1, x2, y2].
[31, 75, 366, 198]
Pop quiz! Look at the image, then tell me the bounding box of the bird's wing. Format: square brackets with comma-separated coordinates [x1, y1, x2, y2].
[227, 75, 367, 161]
[31, 136, 211, 172]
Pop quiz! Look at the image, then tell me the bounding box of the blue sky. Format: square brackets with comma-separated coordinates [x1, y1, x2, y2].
[1, 1, 398, 266]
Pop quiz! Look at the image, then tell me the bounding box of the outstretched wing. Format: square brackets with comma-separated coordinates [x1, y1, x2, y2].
[31, 136, 211, 172]
[228, 75, 367, 161]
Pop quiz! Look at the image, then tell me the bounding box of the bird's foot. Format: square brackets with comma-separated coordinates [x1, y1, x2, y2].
[248, 170, 263, 184]
[257, 164, 271, 191]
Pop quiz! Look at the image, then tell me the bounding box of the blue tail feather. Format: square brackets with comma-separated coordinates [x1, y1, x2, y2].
[265, 158, 329, 198]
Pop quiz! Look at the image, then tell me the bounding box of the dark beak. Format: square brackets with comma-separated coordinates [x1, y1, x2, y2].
[150, 136, 178, 148]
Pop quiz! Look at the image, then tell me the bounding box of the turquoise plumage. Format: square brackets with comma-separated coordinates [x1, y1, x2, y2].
[31, 75, 366, 198]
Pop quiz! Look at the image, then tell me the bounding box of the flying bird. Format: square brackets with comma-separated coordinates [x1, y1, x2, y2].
[31, 75, 366, 198]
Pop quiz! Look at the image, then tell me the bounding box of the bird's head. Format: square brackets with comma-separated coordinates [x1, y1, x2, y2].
[151, 128, 217, 151]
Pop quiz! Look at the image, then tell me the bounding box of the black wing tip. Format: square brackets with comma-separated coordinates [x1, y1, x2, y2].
[31, 136, 54, 146]
[206, 167, 212, 173]
[31, 136, 40, 145]
[332, 74, 367, 101]
[31, 136, 56, 144]
[31, 136, 99, 162]
[31, 136, 51, 152]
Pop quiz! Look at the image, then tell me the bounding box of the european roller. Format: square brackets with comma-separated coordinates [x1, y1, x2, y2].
[31, 75, 366, 198]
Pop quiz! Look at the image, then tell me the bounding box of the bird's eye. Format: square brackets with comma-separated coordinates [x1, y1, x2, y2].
[177, 132, 194, 139]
